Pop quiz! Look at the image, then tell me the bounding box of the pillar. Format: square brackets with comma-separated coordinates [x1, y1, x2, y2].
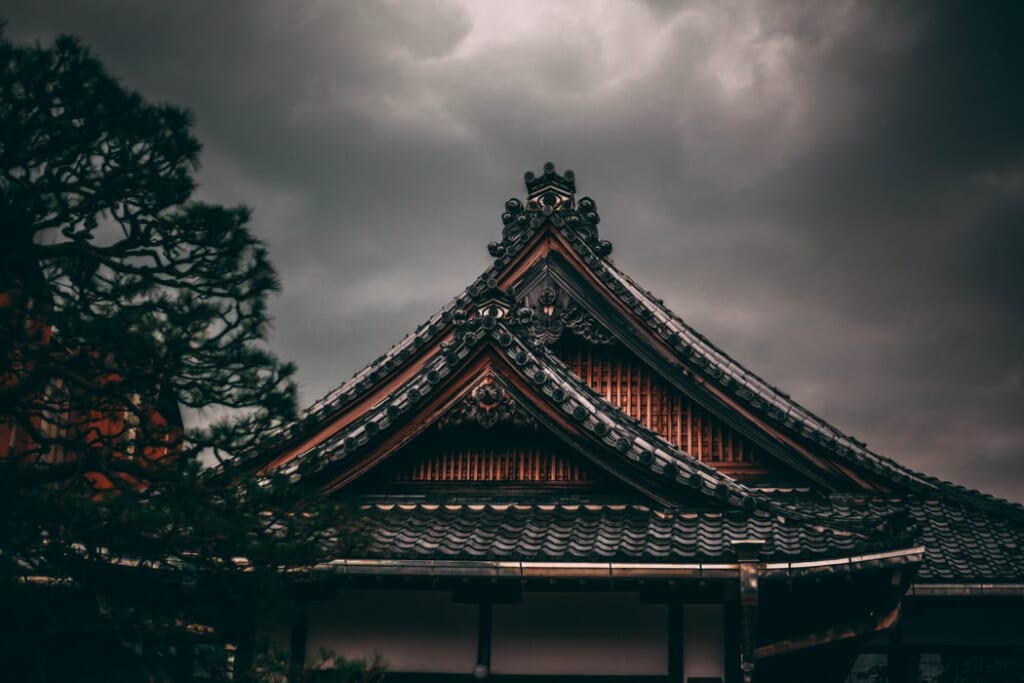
[733, 539, 765, 683]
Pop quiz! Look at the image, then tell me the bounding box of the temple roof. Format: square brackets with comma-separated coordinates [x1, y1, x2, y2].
[345, 500, 916, 566]
[278, 166, 895, 484]
[768, 492, 1024, 583]
[307, 492, 1024, 584]
[257, 164, 1024, 585]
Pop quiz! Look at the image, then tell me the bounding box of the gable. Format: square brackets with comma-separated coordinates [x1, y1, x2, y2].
[354, 420, 634, 496]
[311, 346, 732, 507]
[354, 372, 622, 492]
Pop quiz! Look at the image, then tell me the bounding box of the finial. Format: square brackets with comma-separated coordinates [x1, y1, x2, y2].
[488, 164, 612, 260]
[524, 162, 576, 212]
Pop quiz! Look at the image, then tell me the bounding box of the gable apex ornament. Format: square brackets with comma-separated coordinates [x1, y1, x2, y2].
[525, 161, 576, 212]
[519, 276, 617, 346]
[437, 377, 538, 431]
[488, 163, 613, 259]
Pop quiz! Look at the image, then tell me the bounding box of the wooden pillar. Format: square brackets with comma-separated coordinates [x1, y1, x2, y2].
[174, 636, 194, 683]
[475, 601, 493, 679]
[668, 599, 684, 683]
[724, 599, 742, 683]
[887, 623, 916, 683]
[234, 628, 255, 683]
[289, 609, 309, 683]
[733, 540, 765, 683]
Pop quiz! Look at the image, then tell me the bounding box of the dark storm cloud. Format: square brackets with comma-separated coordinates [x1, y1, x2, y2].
[4, 1, 1022, 501]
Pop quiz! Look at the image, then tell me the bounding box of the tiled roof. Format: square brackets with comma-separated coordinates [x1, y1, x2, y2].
[767, 493, 1024, 583]
[332, 492, 1024, 584]
[349, 501, 909, 565]
[271, 186, 943, 499]
[277, 308, 768, 511]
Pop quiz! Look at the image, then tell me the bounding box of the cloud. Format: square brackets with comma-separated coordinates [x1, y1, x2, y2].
[4, 0, 1022, 501]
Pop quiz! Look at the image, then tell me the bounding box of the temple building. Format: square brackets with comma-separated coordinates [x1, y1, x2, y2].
[258, 165, 1024, 682]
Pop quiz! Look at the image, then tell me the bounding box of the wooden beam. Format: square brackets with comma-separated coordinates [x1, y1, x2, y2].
[753, 604, 901, 660]
[734, 541, 763, 683]
[724, 601, 741, 683]
[887, 623, 917, 683]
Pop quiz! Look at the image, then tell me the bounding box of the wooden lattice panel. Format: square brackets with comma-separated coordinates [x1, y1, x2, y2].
[393, 446, 593, 483]
[556, 345, 762, 464]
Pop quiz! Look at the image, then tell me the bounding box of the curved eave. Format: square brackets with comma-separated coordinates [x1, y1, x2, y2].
[299, 545, 924, 581]
[599, 254, 936, 490]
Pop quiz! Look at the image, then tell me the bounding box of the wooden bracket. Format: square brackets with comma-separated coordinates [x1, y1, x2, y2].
[753, 603, 901, 660]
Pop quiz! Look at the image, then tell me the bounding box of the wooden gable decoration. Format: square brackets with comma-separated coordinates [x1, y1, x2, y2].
[552, 338, 775, 476]
[357, 375, 626, 492]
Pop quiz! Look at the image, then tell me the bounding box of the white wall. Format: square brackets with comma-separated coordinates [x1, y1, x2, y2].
[491, 592, 668, 675]
[683, 603, 725, 682]
[306, 589, 730, 678]
[307, 590, 478, 673]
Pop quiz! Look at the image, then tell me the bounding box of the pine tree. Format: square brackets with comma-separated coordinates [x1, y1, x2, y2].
[0, 31, 355, 681]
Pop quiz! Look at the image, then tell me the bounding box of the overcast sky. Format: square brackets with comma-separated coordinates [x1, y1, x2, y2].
[4, 1, 1022, 502]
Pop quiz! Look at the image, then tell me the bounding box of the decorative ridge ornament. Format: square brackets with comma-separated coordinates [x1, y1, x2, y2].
[449, 287, 536, 343]
[438, 378, 538, 430]
[488, 163, 613, 259]
[519, 276, 617, 346]
[525, 161, 576, 211]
